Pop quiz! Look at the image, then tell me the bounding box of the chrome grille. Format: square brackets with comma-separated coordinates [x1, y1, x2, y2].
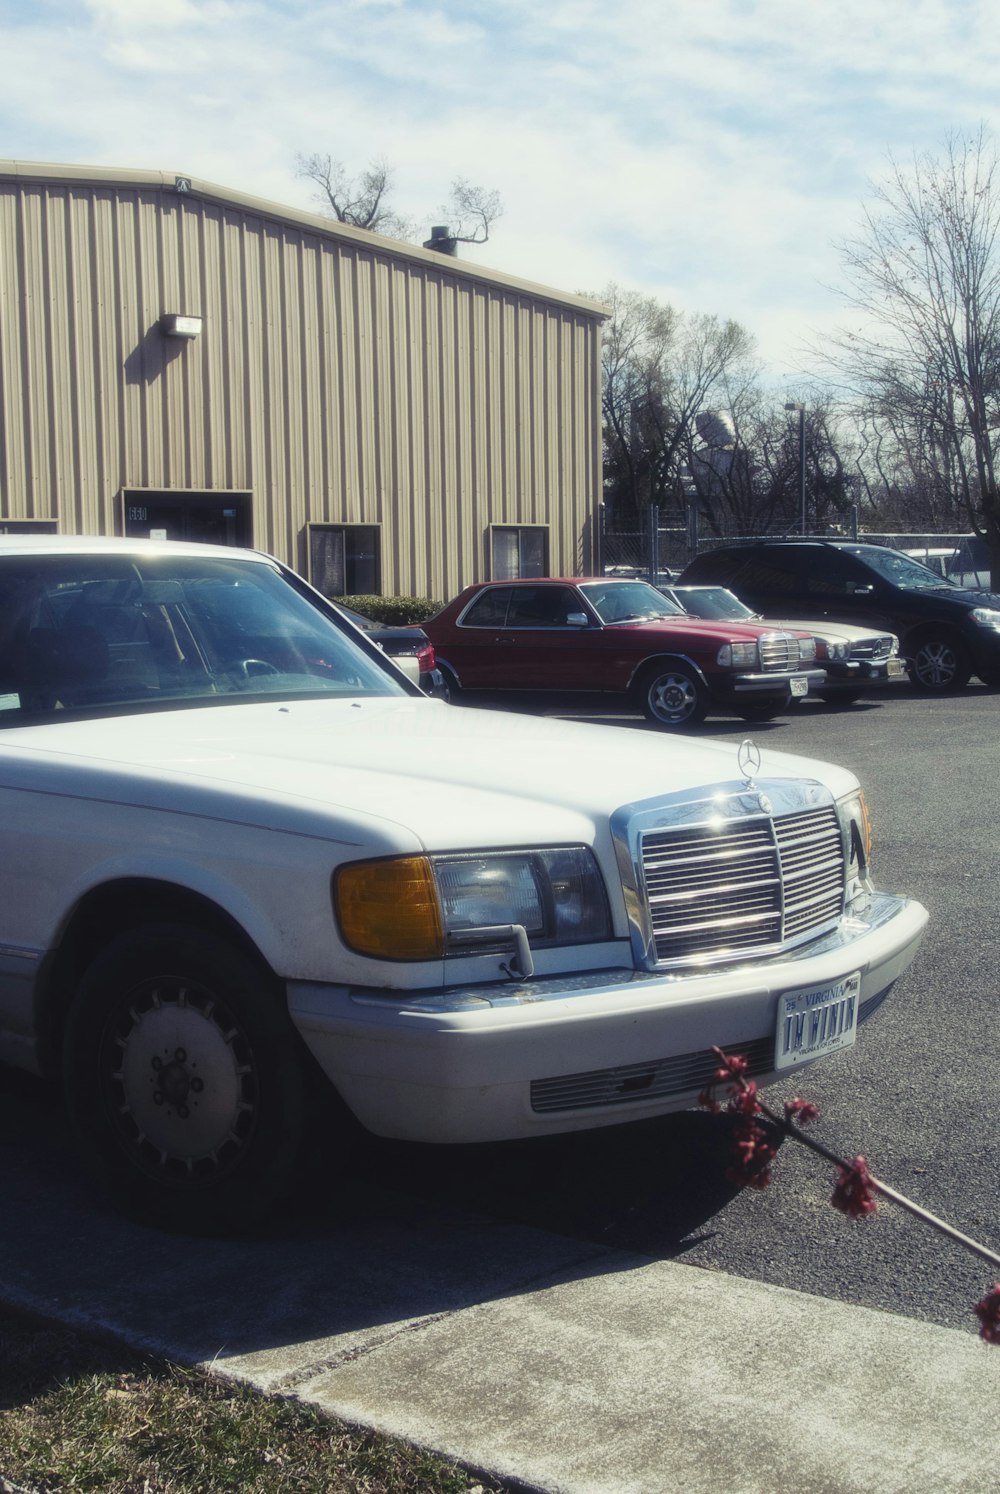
[848, 635, 895, 662]
[758, 632, 800, 671]
[641, 804, 844, 963]
[531, 1037, 774, 1113]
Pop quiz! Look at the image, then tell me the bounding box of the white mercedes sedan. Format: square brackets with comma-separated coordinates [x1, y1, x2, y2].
[0, 537, 928, 1232]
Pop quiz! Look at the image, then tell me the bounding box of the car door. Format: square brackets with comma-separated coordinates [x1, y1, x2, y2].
[797, 549, 908, 634]
[497, 584, 597, 690]
[441, 586, 516, 687]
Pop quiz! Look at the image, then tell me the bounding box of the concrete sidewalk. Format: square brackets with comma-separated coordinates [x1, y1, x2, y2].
[191, 1253, 1000, 1494]
[3, 1169, 1000, 1491]
[2, 1080, 999, 1492]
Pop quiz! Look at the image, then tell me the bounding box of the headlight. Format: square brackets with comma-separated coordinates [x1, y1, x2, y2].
[838, 791, 873, 907]
[798, 637, 817, 662]
[971, 608, 1000, 630]
[826, 641, 849, 662]
[717, 640, 759, 668]
[335, 847, 611, 960]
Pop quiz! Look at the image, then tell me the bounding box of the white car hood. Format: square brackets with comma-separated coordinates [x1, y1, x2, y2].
[2, 697, 858, 852]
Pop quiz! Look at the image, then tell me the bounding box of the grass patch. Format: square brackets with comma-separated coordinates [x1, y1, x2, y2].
[0, 1305, 505, 1493]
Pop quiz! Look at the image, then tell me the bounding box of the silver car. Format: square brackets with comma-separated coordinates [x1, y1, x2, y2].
[660, 585, 905, 705]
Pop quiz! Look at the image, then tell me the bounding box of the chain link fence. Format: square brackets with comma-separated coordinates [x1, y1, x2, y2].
[598, 509, 991, 588]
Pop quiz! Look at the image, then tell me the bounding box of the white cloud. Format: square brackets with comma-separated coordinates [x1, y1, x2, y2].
[1, 0, 998, 377]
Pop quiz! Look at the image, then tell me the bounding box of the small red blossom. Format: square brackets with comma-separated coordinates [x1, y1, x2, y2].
[712, 1048, 749, 1080]
[696, 1051, 1000, 1340]
[699, 1049, 754, 1114]
[974, 1285, 1000, 1343]
[831, 1155, 879, 1218]
[727, 1118, 778, 1190]
[731, 1081, 761, 1117]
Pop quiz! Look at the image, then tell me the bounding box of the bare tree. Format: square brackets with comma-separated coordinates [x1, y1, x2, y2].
[600, 284, 755, 532]
[831, 127, 1000, 580]
[681, 389, 854, 539]
[435, 178, 503, 248]
[296, 155, 501, 251]
[296, 154, 415, 238]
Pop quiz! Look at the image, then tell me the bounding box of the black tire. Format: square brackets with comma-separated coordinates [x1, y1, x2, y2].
[437, 664, 462, 700]
[907, 636, 972, 692]
[737, 701, 785, 722]
[817, 690, 864, 707]
[640, 663, 709, 728]
[63, 923, 309, 1234]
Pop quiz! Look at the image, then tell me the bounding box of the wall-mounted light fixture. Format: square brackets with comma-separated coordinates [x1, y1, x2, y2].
[160, 314, 203, 339]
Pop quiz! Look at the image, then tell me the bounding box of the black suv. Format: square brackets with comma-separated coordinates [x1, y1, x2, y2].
[679, 541, 1000, 691]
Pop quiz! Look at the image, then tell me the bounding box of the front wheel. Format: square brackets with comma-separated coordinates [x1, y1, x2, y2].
[640, 664, 709, 728]
[437, 664, 462, 701]
[907, 637, 972, 692]
[63, 924, 310, 1234]
[817, 690, 864, 707]
[737, 700, 785, 722]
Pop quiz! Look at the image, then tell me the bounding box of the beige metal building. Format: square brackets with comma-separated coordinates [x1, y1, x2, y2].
[0, 160, 606, 601]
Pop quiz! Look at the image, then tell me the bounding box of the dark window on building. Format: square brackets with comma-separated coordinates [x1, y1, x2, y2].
[490, 526, 548, 579]
[122, 492, 252, 547]
[0, 520, 58, 534]
[308, 525, 381, 597]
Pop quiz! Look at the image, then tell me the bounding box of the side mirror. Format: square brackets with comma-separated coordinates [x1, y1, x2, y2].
[565, 611, 590, 627]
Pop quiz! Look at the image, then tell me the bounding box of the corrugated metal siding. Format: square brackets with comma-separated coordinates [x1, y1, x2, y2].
[0, 168, 603, 597]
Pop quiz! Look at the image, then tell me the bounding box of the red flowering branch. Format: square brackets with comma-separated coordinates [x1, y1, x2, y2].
[701, 1047, 1000, 1343]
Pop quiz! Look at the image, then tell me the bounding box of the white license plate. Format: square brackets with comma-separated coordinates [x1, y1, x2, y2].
[790, 676, 809, 697]
[775, 971, 860, 1070]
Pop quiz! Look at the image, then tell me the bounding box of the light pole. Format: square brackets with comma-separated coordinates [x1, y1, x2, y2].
[784, 401, 806, 535]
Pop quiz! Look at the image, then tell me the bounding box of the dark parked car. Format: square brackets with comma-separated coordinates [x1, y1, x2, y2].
[334, 604, 447, 696]
[659, 584, 905, 704]
[422, 577, 821, 727]
[679, 541, 1000, 691]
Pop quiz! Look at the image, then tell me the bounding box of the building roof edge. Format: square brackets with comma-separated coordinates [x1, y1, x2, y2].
[0, 158, 608, 320]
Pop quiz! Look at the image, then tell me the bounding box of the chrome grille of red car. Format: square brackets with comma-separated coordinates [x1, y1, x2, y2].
[758, 632, 801, 670]
[640, 804, 844, 963]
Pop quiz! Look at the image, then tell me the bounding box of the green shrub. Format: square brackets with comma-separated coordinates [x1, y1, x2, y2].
[330, 595, 444, 624]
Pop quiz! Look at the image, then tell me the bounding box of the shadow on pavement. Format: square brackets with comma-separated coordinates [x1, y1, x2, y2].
[0, 1065, 750, 1378]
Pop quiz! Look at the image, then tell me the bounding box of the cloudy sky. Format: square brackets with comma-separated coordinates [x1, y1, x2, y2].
[2, 0, 998, 387]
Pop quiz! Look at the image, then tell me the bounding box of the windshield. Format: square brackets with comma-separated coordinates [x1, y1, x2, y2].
[671, 587, 758, 622]
[847, 546, 960, 590]
[0, 551, 407, 727]
[578, 580, 686, 624]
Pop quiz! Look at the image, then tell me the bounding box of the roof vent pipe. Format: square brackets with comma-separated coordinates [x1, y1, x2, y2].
[423, 225, 458, 256]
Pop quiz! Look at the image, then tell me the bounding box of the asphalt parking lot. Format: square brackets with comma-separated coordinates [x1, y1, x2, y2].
[539, 680, 1000, 1334]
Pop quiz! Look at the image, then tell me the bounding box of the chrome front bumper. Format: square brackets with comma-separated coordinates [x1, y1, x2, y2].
[288, 891, 928, 1144]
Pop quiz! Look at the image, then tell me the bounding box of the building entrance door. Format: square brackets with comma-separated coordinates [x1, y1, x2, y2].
[123, 491, 252, 547]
